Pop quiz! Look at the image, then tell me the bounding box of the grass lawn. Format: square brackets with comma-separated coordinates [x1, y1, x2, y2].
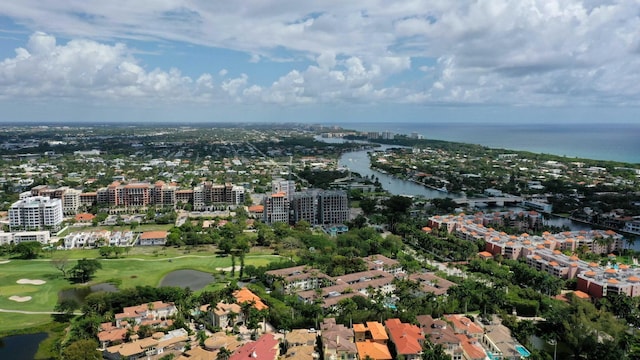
[0, 250, 280, 334]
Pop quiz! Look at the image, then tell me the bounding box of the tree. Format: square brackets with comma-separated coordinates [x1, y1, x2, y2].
[421, 342, 449, 360]
[71, 258, 102, 283]
[51, 253, 71, 278]
[14, 241, 41, 259]
[62, 339, 101, 360]
[217, 347, 232, 360]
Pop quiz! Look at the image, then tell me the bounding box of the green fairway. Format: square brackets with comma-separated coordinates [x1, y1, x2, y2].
[0, 250, 280, 334]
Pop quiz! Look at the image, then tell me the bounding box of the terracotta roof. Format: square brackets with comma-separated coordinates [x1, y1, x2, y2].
[233, 288, 268, 311]
[384, 319, 424, 355]
[356, 341, 392, 360]
[140, 231, 168, 240]
[248, 205, 264, 212]
[75, 213, 95, 222]
[456, 334, 486, 360]
[229, 334, 279, 360]
[366, 321, 388, 341]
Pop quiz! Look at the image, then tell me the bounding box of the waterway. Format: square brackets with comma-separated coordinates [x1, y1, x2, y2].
[319, 136, 448, 199]
[319, 137, 633, 242]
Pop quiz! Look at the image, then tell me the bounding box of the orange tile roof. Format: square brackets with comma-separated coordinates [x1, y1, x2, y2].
[140, 231, 168, 240]
[385, 319, 424, 355]
[366, 322, 389, 341]
[573, 290, 590, 299]
[353, 324, 367, 333]
[356, 341, 392, 360]
[75, 213, 95, 222]
[456, 334, 486, 360]
[233, 288, 268, 311]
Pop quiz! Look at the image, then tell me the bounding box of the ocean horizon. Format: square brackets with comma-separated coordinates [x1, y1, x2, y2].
[330, 121, 640, 164]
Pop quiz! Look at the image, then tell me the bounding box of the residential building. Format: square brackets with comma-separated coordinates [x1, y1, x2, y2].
[9, 196, 63, 231]
[416, 315, 463, 360]
[354, 322, 391, 360]
[291, 191, 317, 225]
[263, 192, 289, 224]
[320, 318, 357, 360]
[138, 231, 168, 246]
[229, 333, 279, 360]
[0, 230, 51, 245]
[62, 188, 82, 214]
[114, 301, 177, 328]
[233, 287, 268, 311]
[384, 318, 425, 360]
[317, 190, 349, 225]
[103, 328, 188, 360]
[480, 319, 529, 360]
[265, 266, 331, 293]
[209, 302, 243, 329]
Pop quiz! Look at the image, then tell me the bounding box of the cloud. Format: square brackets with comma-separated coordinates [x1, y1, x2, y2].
[1, 1, 640, 108]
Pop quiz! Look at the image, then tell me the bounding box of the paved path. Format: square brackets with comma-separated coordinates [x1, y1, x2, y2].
[0, 309, 83, 315]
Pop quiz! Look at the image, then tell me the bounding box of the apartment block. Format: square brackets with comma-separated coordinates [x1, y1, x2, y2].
[9, 196, 63, 231]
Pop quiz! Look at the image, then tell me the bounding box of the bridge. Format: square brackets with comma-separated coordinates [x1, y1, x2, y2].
[452, 196, 523, 207]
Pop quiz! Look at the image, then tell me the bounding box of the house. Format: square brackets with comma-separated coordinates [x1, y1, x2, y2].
[353, 321, 392, 360]
[320, 318, 357, 360]
[209, 302, 243, 328]
[480, 319, 528, 360]
[384, 318, 425, 360]
[203, 332, 242, 353]
[97, 322, 128, 349]
[104, 329, 188, 360]
[282, 329, 318, 359]
[354, 321, 388, 344]
[233, 287, 268, 311]
[416, 315, 463, 360]
[456, 334, 487, 360]
[355, 341, 392, 360]
[115, 301, 177, 328]
[444, 315, 483, 339]
[176, 346, 216, 360]
[139, 231, 168, 246]
[229, 333, 279, 360]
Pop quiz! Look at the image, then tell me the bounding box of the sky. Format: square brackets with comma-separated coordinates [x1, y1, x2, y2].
[0, 1, 639, 124]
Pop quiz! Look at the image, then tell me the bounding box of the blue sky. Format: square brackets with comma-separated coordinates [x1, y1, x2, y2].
[0, 1, 639, 124]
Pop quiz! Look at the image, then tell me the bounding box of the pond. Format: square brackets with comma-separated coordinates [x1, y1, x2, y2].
[0, 332, 47, 360]
[159, 269, 215, 291]
[58, 282, 119, 304]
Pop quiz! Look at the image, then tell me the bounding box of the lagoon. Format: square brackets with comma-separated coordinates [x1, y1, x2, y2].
[159, 269, 214, 291]
[0, 332, 47, 360]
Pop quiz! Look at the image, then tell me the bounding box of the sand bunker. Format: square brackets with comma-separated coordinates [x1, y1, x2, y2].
[17, 279, 46, 285]
[9, 296, 32, 302]
[0, 260, 10, 264]
[216, 265, 241, 272]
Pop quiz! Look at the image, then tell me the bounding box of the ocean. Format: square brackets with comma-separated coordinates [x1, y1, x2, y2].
[330, 122, 640, 164]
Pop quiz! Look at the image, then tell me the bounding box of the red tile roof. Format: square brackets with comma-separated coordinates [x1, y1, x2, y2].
[229, 334, 278, 360]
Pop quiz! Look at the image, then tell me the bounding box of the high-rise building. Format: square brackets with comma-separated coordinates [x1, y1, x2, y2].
[272, 179, 296, 201]
[9, 196, 63, 231]
[62, 188, 82, 215]
[317, 190, 349, 225]
[263, 192, 290, 224]
[291, 190, 317, 225]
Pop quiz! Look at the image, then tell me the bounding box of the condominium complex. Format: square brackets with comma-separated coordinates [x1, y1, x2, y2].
[428, 213, 636, 299]
[9, 196, 63, 231]
[27, 181, 245, 214]
[263, 188, 349, 225]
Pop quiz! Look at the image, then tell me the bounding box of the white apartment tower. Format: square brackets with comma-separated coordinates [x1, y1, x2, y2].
[9, 196, 64, 231]
[272, 179, 296, 201]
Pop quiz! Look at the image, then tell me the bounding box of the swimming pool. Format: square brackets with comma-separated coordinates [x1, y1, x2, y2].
[515, 345, 531, 357]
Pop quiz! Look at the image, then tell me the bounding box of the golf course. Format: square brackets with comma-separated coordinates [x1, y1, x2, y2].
[0, 247, 280, 334]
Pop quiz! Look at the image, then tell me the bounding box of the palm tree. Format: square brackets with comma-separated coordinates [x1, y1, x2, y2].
[217, 347, 232, 360]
